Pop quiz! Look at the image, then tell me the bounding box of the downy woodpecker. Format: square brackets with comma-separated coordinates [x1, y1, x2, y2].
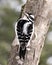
[15, 12, 34, 59]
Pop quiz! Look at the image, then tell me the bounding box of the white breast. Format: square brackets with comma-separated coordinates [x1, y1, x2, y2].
[23, 22, 32, 35]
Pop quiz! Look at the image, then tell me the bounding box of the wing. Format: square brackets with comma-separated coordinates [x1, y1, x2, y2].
[15, 19, 33, 45]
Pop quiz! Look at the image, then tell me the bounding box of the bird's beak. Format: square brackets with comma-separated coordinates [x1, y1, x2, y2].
[23, 12, 29, 18]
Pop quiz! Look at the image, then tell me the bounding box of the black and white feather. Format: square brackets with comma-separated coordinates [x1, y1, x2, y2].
[15, 12, 34, 59]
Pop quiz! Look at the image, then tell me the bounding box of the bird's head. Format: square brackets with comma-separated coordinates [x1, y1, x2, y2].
[23, 12, 34, 22]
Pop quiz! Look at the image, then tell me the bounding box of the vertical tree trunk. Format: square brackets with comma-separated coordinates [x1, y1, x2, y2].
[8, 0, 52, 65]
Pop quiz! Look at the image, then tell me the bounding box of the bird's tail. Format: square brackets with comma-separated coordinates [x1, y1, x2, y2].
[19, 43, 26, 59]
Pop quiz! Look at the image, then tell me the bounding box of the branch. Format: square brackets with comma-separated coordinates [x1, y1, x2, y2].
[8, 0, 52, 65]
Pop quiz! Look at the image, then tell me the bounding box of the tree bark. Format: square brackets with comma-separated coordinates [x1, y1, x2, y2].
[8, 0, 52, 65]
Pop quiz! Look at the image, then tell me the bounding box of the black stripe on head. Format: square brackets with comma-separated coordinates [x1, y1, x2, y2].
[29, 16, 34, 21]
[26, 12, 32, 15]
[26, 12, 34, 21]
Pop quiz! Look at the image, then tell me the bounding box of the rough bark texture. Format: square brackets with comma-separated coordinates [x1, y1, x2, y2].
[8, 0, 52, 65]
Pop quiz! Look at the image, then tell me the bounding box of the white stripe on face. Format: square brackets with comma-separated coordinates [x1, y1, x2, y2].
[30, 15, 34, 19]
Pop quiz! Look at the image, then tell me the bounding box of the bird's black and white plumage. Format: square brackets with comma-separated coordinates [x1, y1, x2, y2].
[15, 12, 34, 59]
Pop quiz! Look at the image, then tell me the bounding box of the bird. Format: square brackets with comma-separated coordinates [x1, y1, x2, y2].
[15, 12, 34, 59]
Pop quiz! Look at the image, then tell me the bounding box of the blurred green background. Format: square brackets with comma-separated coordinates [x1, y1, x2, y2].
[0, 0, 52, 65]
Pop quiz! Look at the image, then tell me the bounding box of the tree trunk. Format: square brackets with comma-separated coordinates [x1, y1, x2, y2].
[8, 0, 52, 65]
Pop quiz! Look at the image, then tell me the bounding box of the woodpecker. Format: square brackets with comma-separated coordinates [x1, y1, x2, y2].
[15, 12, 34, 59]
